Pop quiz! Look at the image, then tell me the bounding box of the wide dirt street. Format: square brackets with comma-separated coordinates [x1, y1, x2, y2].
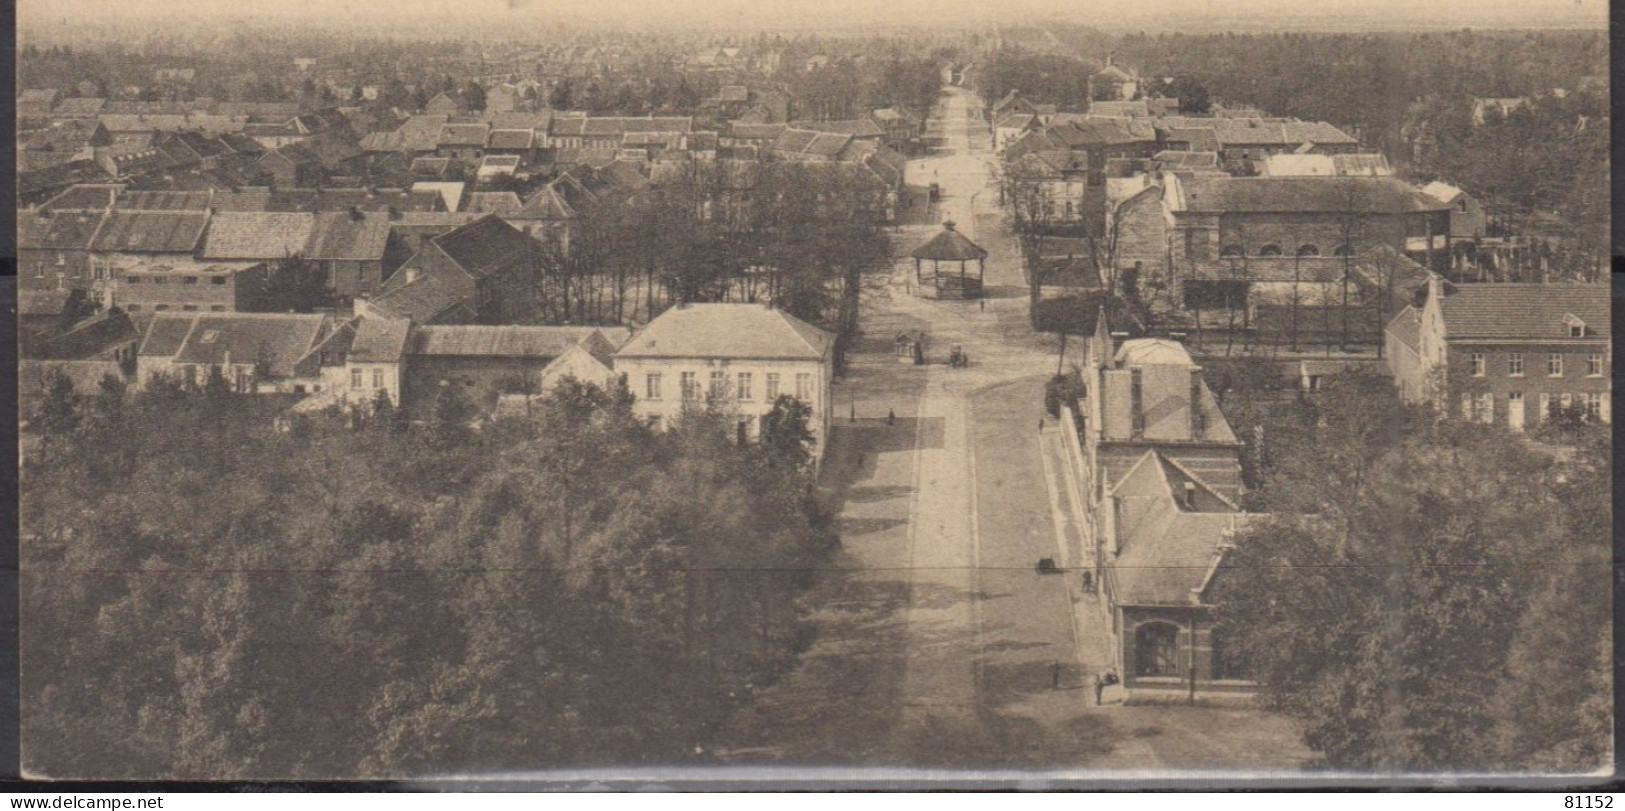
[713, 85, 1310, 776]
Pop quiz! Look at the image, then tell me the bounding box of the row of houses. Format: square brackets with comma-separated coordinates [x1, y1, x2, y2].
[24, 296, 838, 470]
[1064, 270, 1609, 700]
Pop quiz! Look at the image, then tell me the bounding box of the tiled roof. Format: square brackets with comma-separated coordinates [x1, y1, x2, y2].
[1108, 450, 1253, 606]
[306, 212, 391, 261]
[463, 191, 523, 217]
[138, 314, 199, 356]
[54, 97, 108, 116]
[616, 303, 831, 361]
[1438, 283, 1610, 341]
[486, 129, 535, 150]
[409, 325, 610, 358]
[911, 222, 988, 262]
[1386, 305, 1423, 352]
[728, 123, 787, 141]
[370, 274, 471, 323]
[40, 184, 124, 212]
[201, 212, 317, 259]
[168, 313, 330, 377]
[349, 316, 412, 363]
[90, 210, 208, 253]
[437, 123, 491, 147]
[1177, 176, 1446, 214]
[794, 119, 885, 138]
[118, 190, 214, 211]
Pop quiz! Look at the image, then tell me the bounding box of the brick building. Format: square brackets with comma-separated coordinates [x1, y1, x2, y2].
[1387, 278, 1610, 428]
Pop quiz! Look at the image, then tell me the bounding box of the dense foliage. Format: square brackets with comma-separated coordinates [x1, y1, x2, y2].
[21, 376, 835, 779]
[1208, 372, 1611, 771]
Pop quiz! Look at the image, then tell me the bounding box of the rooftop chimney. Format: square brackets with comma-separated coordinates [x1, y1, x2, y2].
[1182, 481, 1197, 510]
[1129, 366, 1145, 437]
[403, 268, 419, 284]
[1190, 366, 1206, 440]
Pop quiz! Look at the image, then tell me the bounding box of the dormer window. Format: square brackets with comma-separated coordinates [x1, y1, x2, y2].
[1565, 314, 1586, 338]
[199, 330, 220, 344]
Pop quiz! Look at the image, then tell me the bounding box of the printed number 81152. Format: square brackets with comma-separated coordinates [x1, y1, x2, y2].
[1567, 797, 1613, 808]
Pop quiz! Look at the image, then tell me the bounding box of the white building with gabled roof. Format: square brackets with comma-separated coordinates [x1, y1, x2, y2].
[613, 302, 834, 459]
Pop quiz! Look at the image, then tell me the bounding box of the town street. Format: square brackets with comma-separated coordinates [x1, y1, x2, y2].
[714, 86, 1309, 772]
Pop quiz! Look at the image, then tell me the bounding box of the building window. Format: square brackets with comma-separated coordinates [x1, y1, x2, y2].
[1587, 353, 1603, 377]
[680, 371, 698, 400]
[125, 276, 141, 284]
[182, 305, 198, 312]
[737, 372, 753, 401]
[1548, 353, 1564, 377]
[351, 369, 363, 390]
[209, 305, 225, 312]
[211, 276, 228, 286]
[1332, 244, 1353, 257]
[154, 304, 170, 311]
[1474, 392, 1494, 424]
[766, 373, 780, 400]
[1296, 244, 1320, 257]
[125, 304, 142, 311]
[1585, 393, 1603, 420]
[795, 373, 812, 402]
[1134, 622, 1181, 678]
[1508, 353, 1524, 377]
[372, 369, 384, 390]
[1219, 244, 1243, 258]
[1256, 244, 1283, 257]
[645, 373, 662, 400]
[1569, 322, 1586, 338]
[709, 370, 728, 398]
[182, 276, 199, 285]
[1469, 352, 1485, 377]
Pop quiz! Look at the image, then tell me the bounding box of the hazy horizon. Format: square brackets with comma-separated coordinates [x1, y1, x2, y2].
[18, 0, 1608, 37]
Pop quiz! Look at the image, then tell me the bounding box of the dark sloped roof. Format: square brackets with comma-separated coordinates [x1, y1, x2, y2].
[911, 222, 988, 261]
[90, 210, 208, 253]
[486, 129, 535, 150]
[1438, 283, 1610, 340]
[431, 214, 534, 279]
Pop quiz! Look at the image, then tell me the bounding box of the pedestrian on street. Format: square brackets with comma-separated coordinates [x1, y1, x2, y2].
[1093, 674, 1105, 705]
[1051, 661, 1062, 690]
[1038, 418, 1044, 432]
[887, 409, 896, 426]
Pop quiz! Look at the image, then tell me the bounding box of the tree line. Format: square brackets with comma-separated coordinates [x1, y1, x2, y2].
[21, 373, 836, 778]
[526, 158, 894, 373]
[1205, 368, 1610, 772]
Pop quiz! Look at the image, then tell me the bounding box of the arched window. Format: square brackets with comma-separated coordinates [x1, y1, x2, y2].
[1296, 244, 1320, 257]
[1257, 244, 1283, 257]
[1219, 244, 1244, 258]
[1332, 244, 1353, 257]
[1134, 622, 1181, 677]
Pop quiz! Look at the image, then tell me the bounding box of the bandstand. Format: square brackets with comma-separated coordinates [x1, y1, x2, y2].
[911, 220, 988, 300]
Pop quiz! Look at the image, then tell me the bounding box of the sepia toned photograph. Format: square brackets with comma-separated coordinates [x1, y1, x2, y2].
[14, 0, 1611, 785]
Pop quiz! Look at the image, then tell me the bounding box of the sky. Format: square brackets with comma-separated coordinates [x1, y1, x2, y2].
[18, 0, 1608, 32]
